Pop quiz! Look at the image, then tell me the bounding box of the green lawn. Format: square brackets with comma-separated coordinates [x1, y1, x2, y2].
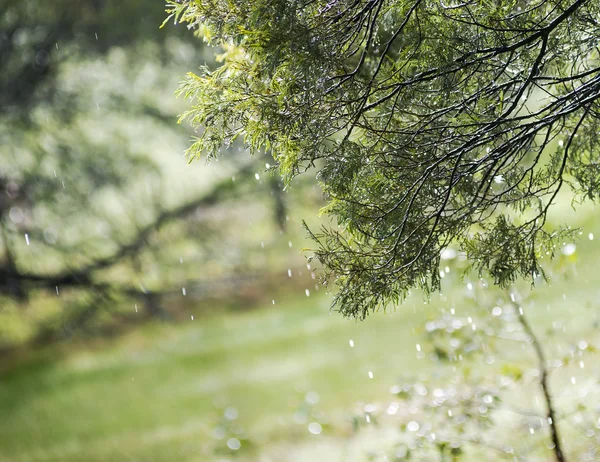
[0, 290, 428, 462]
[1, 205, 600, 461]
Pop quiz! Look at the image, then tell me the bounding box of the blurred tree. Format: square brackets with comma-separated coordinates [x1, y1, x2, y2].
[167, 0, 600, 319]
[0, 0, 292, 348]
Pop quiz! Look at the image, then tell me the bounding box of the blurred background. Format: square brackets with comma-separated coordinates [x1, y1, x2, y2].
[1, 1, 600, 461]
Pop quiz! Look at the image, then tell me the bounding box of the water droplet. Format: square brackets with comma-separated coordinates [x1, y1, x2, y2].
[9, 207, 24, 224]
[182, 287, 187, 296]
[191, 315, 194, 320]
[227, 438, 241, 450]
[255, 173, 260, 180]
[387, 403, 399, 415]
[492, 306, 502, 316]
[416, 344, 421, 352]
[308, 422, 322, 435]
[224, 407, 238, 420]
[562, 243, 576, 256]
[467, 282, 473, 291]
[368, 371, 373, 379]
[407, 421, 419, 431]
[440, 248, 456, 260]
[349, 339, 354, 348]
[287, 269, 292, 277]
[305, 391, 319, 404]
[305, 289, 310, 297]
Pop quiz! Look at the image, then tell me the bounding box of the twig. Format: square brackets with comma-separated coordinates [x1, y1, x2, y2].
[512, 291, 567, 462]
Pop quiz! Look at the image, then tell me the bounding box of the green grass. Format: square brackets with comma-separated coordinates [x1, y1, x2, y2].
[2, 203, 600, 461]
[0, 291, 429, 462]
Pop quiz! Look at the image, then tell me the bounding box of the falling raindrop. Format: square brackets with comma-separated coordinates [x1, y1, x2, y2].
[349, 339, 354, 348]
[182, 287, 187, 296]
[368, 371, 374, 379]
[25, 234, 30, 246]
[305, 289, 310, 297]
[287, 269, 292, 277]
[589, 233, 594, 240]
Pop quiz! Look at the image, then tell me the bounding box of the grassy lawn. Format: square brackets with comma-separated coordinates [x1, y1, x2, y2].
[0, 290, 429, 462]
[1, 204, 600, 461]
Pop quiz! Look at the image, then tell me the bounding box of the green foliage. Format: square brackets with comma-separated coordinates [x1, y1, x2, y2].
[0, 0, 314, 349]
[168, 0, 600, 318]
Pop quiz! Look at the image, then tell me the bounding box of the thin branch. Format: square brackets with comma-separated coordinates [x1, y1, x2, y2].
[512, 292, 567, 462]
